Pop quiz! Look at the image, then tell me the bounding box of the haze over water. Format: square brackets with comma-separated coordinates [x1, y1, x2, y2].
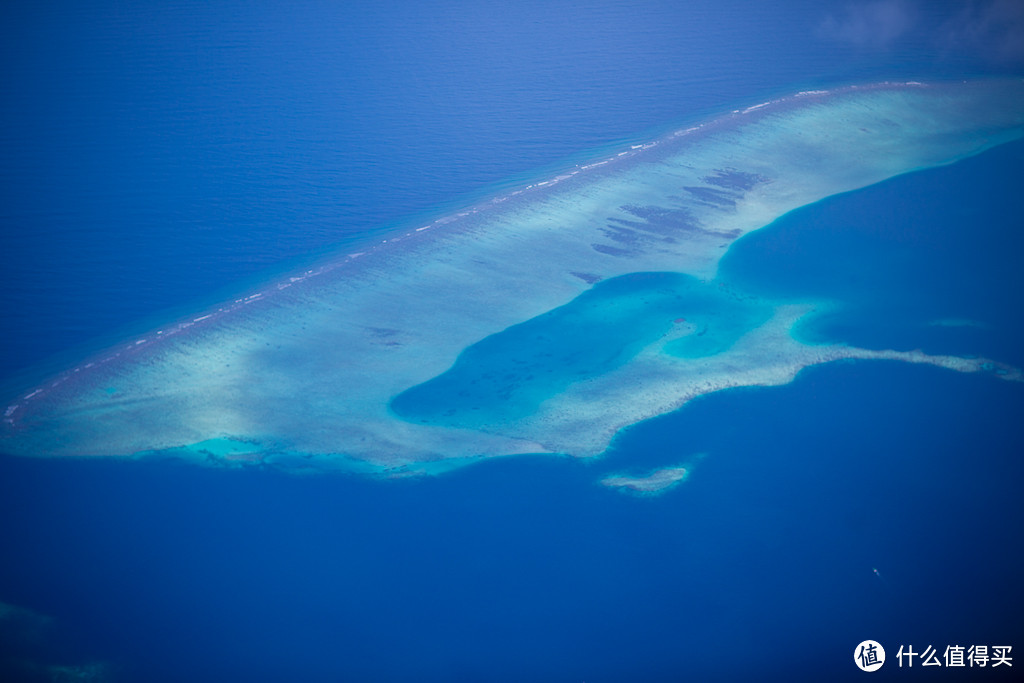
[1, 1, 1023, 681]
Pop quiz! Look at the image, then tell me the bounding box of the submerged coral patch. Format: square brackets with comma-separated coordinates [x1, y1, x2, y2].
[601, 466, 690, 495]
[2, 81, 1023, 474]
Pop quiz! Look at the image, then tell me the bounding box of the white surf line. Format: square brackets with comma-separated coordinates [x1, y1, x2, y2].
[3, 80, 1022, 469]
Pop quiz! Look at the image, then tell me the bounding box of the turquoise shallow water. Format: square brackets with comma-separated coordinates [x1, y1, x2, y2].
[392, 139, 1024, 444]
[2, 1, 1024, 680]
[391, 272, 770, 430]
[2, 362, 1020, 682]
[721, 138, 1024, 366]
[1, 112, 1022, 683]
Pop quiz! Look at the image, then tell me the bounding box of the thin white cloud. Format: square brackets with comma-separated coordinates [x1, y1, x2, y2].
[818, 0, 1024, 66]
[939, 0, 1024, 65]
[818, 0, 917, 49]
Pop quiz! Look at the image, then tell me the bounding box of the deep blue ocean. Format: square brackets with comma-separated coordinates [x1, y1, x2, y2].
[1, 1, 1022, 681]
